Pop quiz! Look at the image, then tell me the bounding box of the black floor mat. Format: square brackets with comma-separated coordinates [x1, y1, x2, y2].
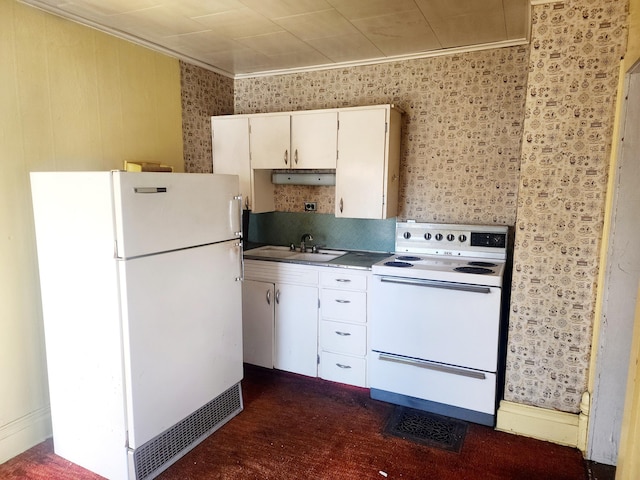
[383, 406, 468, 453]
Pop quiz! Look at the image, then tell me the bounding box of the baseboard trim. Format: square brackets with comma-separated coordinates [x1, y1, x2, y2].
[496, 400, 580, 448]
[0, 406, 52, 464]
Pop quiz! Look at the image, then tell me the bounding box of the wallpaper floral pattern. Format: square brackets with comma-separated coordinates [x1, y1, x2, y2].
[179, 62, 234, 173]
[233, 49, 529, 225]
[504, 0, 628, 412]
[179, 0, 628, 414]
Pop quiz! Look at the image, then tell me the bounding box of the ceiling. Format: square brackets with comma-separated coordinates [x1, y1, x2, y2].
[20, 0, 531, 78]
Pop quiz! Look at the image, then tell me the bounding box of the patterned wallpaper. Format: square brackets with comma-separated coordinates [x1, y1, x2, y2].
[233, 48, 529, 225]
[179, 0, 629, 414]
[504, 0, 628, 412]
[179, 62, 234, 173]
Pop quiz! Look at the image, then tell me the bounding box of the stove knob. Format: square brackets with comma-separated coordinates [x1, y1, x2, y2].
[403, 231, 411, 239]
[424, 233, 432, 240]
[459, 234, 467, 243]
[447, 234, 455, 241]
[435, 233, 443, 241]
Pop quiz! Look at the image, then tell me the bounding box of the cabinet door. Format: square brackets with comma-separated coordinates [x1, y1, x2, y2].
[274, 283, 318, 377]
[336, 108, 387, 219]
[291, 111, 337, 169]
[212, 116, 251, 209]
[242, 279, 275, 368]
[250, 115, 291, 169]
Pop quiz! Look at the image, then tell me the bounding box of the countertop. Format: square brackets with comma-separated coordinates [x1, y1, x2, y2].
[243, 244, 391, 270]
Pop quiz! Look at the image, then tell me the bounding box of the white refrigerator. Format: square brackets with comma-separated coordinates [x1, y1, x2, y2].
[30, 171, 244, 480]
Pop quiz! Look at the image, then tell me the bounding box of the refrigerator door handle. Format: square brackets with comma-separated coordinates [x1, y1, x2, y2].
[233, 195, 242, 237]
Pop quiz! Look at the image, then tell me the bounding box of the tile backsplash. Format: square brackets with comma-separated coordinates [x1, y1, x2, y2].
[248, 212, 396, 253]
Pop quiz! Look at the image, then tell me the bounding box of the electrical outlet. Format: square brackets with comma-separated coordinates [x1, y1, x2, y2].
[304, 202, 317, 212]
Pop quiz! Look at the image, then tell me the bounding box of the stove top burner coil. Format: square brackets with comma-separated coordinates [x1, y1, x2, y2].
[396, 256, 422, 261]
[467, 261, 498, 268]
[454, 266, 493, 274]
[384, 261, 414, 268]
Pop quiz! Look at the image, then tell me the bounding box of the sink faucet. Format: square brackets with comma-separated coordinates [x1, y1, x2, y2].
[300, 233, 313, 252]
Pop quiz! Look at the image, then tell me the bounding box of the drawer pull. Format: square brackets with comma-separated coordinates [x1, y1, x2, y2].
[335, 299, 351, 304]
[336, 363, 352, 369]
[335, 331, 351, 336]
[335, 278, 351, 283]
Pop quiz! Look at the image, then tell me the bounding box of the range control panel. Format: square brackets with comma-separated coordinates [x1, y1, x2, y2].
[395, 221, 508, 259]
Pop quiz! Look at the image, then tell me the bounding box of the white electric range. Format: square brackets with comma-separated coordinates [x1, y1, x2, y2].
[369, 221, 509, 427]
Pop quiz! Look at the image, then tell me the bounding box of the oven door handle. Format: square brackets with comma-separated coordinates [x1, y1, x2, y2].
[376, 352, 486, 380]
[379, 276, 491, 294]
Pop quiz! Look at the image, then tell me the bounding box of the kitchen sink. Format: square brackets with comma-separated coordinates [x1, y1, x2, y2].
[245, 245, 346, 263]
[244, 246, 298, 259]
[291, 251, 346, 262]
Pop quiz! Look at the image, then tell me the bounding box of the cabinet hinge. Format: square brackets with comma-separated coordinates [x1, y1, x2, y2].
[318, 298, 321, 309]
[385, 122, 388, 133]
[317, 354, 320, 365]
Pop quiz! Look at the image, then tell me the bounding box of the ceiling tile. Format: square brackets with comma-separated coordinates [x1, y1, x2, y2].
[306, 33, 383, 63]
[161, 0, 246, 18]
[351, 9, 441, 56]
[504, 0, 530, 39]
[110, 6, 208, 39]
[414, 0, 510, 48]
[327, 0, 417, 20]
[161, 30, 240, 54]
[59, 0, 161, 17]
[274, 9, 359, 40]
[235, 31, 317, 56]
[192, 7, 283, 38]
[240, 0, 332, 19]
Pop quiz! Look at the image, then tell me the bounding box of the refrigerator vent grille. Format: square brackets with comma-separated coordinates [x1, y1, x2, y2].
[133, 383, 243, 480]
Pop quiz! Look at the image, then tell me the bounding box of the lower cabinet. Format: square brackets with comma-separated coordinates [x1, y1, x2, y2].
[241, 279, 274, 369]
[242, 259, 370, 387]
[242, 261, 319, 377]
[273, 282, 318, 377]
[318, 270, 369, 387]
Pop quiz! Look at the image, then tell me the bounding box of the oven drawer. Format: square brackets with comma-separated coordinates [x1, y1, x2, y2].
[320, 270, 367, 291]
[320, 289, 366, 323]
[370, 275, 502, 372]
[370, 351, 496, 414]
[320, 320, 367, 356]
[320, 351, 366, 387]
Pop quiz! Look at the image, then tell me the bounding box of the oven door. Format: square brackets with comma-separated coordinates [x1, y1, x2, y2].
[370, 275, 502, 372]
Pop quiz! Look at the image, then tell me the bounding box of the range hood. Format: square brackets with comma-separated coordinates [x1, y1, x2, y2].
[271, 171, 336, 186]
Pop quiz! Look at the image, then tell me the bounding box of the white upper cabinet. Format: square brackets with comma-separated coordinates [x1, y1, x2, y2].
[212, 115, 275, 213]
[248, 114, 291, 169]
[335, 105, 402, 219]
[250, 111, 338, 169]
[291, 111, 338, 169]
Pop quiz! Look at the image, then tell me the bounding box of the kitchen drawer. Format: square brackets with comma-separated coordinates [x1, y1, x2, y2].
[320, 320, 366, 356]
[320, 270, 367, 291]
[320, 351, 366, 388]
[320, 288, 366, 323]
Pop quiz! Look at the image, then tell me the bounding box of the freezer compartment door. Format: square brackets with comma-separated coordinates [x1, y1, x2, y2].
[113, 172, 241, 258]
[118, 241, 243, 448]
